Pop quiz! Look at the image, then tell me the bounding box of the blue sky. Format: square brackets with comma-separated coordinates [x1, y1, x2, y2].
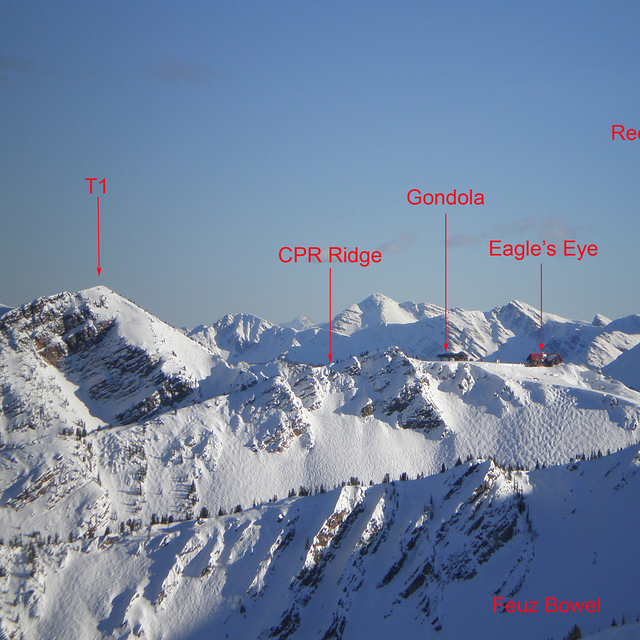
[1, 1, 639, 328]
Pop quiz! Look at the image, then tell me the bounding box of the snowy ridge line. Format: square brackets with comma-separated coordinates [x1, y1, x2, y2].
[187, 291, 640, 379]
[0, 287, 639, 549]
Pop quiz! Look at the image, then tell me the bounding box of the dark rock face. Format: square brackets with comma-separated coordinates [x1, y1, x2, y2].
[0, 291, 196, 428]
[397, 401, 443, 433]
[231, 373, 313, 453]
[382, 381, 443, 433]
[60, 332, 196, 426]
[259, 462, 534, 640]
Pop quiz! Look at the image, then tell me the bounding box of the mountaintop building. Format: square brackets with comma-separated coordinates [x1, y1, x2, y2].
[526, 352, 563, 367]
[437, 351, 469, 362]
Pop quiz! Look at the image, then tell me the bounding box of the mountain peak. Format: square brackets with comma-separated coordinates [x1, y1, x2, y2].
[213, 312, 275, 339]
[503, 299, 539, 315]
[359, 292, 397, 306]
[282, 315, 317, 331]
[330, 293, 419, 336]
[593, 313, 612, 327]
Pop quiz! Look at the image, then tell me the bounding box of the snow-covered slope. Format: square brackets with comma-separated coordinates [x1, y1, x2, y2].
[1, 286, 639, 640]
[188, 294, 640, 371]
[585, 623, 640, 639]
[189, 313, 301, 364]
[603, 342, 640, 392]
[9, 446, 640, 640]
[3, 329, 640, 548]
[0, 286, 246, 433]
[282, 315, 317, 331]
[0, 287, 252, 556]
[1, 288, 640, 542]
[328, 292, 421, 335]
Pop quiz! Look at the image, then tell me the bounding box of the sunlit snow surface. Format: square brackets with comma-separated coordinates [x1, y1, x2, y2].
[2, 286, 640, 639]
[17, 449, 640, 640]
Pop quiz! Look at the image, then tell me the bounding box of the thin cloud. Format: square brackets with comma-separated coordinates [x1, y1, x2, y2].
[0, 54, 40, 86]
[493, 218, 537, 235]
[0, 54, 36, 73]
[145, 57, 220, 83]
[540, 216, 577, 243]
[449, 234, 479, 247]
[377, 232, 416, 254]
[447, 217, 578, 247]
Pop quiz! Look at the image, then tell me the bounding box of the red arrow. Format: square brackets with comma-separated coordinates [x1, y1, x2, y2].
[328, 267, 333, 363]
[97, 197, 102, 276]
[539, 263, 544, 351]
[443, 213, 448, 351]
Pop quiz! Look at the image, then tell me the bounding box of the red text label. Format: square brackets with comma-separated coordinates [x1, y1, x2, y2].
[494, 597, 539, 613]
[494, 597, 600, 614]
[490, 240, 597, 260]
[408, 189, 484, 205]
[612, 125, 638, 140]
[279, 247, 382, 268]
[85, 178, 106, 194]
[546, 597, 600, 613]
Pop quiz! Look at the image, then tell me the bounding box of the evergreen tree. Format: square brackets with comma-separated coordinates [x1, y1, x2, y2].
[564, 624, 582, 640]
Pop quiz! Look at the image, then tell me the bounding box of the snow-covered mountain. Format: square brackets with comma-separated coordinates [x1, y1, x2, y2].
[189, 292, 640, 371]
[282, 315, 317, 331]
[189, 313, 300, 364]
[0, 287, 248, 432]
[8, 448, 640, 640]
[603, 342, 640, 392]
[1, 286, 640, 639]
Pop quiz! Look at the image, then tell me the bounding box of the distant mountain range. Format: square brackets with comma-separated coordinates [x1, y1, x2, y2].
[186, 291, 640, 388]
